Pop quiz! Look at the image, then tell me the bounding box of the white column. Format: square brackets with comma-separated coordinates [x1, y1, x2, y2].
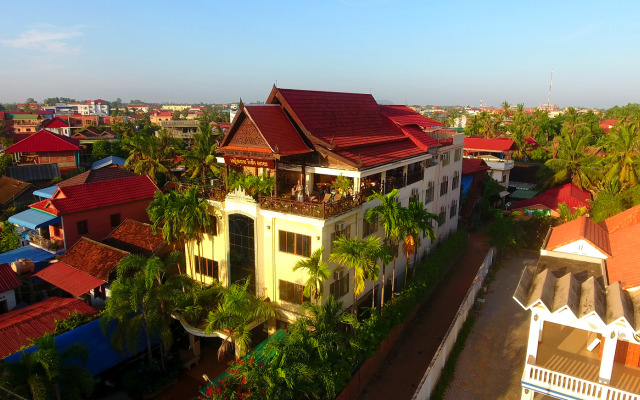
[599, 332, 618, 385]
[520, 387, 534, 400]
[526, 313, 543, 363]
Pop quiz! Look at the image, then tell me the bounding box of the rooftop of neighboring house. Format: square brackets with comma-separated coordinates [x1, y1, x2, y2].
[71, 126, 116, 140]
[600, 119, 618, 133]
[103, 219, 166, 257]
[461, 158, 491, 175]
[220, 87, 446, 169]
[512, 183, 591, 212]
[91, 156, 127, 170]
[0, 297, 98, 358]
[41, 117, 69, 129]
[463, 137, 516, 153]
[29, 174, 158, 216]
[0, 263, 21, 293]
[544, 204, 640, 289]
[57, 167, 136, 187]
[6, 163, 61, 182]
[0, 176, 32, 206]
[3, 130, 80, 153]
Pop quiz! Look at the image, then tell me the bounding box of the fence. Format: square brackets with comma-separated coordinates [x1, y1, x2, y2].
[411, 246, 496, 400]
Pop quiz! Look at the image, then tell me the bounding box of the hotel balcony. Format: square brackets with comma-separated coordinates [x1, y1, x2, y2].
[522, 322, 640, 400]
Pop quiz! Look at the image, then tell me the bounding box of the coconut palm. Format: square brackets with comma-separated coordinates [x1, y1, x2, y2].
[123, 134, 173, 184]
[329, 235, 381, 319]
[182, 123, 222, 186]
[204, 279, 276, 359]
[292, 246, 330, 305]
[101, 251, 192, 363]
[544, 130, 601, 192]
[0, 334, 94, 400]
[369, 245, 391, 309]
[365, 189, 401, 310]
[557, 202, 587, 223]
[400, 200, 437, 284]
[604, 121, 640, 188]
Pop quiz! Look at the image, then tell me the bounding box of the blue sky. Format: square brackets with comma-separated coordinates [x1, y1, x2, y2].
[1, 1, 639, 108]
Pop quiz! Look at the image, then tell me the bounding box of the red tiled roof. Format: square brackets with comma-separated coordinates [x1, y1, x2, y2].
[600, 119, 617, 133]
[4, 130, 80, 153]
[461, 158, 490, 175]
[0, 263, 21, 293]
[464, 137, 515, 152]
[334, 138, 424, 167]
[57, 237, 128, 281]
[379, 105, 444, 128]
[34, 261, 105, 296]
[513, 183, 591, 212]
[545, 216, 611, 256]
[274, 88, 406, 149]
[57, 168, 136, 187]
[103, 219, 165, 256]
[30, 175, 158, 216]
[240, 105, 313, 156]
[399, 125, 440, 152]
[0, 297, 97, 358]
[598, 204, 640, 234]
[41, 117, 69, 129]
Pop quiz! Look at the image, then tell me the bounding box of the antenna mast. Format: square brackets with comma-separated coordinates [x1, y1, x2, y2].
[547, 69, 553, 107]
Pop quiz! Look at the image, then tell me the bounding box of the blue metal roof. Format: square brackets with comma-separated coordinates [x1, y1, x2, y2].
[0, 245, 55, 265]
[92, 156, 126, 170]
[32, 186, 58, 199]
[3, 318, 153, 376]
[9, 208, 60, 230]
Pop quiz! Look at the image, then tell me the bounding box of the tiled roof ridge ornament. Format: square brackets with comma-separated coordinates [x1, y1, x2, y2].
[274, 144, 280, 154]
[329, 135, 336, 150]
[357, 155, 362, 167]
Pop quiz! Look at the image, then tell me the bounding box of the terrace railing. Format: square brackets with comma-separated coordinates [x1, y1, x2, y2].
[177, 182, 226, 202]
[259, 194, 363, 220]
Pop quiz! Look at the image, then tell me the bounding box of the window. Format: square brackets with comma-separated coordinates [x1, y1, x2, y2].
[454, 148, 462, 162]
[440, 176, 449, 196]
[194, 256, 219, 279]
[452, 171, 460, 190]
[450, 200, 458, 218]
[425, 181, 435, 204]
[110, 213, 121, 228]
[330, 271, 349, 299]
[77, 220, 88, 235]
[363, 215, 378, 237]
[438, 207, 446, 227]
[409, 188, 420, 204]
[330, 223, 351, 252]
[440, 151, 450, 166]
[210, 217, 218, 236]
[279, 231, 311, 257]
[279, 280, 309, 305]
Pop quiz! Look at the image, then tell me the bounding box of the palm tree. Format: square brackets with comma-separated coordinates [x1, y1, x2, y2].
[509, 124, 533, 161]
[329, 235, 381, 319]
[365, 189, 401, 310]
[604, 121, 640, 188]
[0, 334, 94, 400]
[293, 246, 330, 305]
[544, 130, 601, 192]
[182, 123, 222, 186]
[557, 202, 587, 223]
[400, 200, 437, 284]
[204, 279, 276, 359]
[123, 134, 173, 184]
[101, 252, 191, 363]
[368, 245, 390, 309]
[501, 101, 511, 119]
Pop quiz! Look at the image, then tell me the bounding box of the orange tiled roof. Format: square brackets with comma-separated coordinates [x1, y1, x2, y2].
[545, 216, 611, 256]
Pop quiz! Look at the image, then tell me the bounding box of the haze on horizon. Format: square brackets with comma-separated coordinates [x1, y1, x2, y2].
[1, 1, 639, 109]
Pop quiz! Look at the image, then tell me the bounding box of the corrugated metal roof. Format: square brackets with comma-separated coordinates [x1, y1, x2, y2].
[0, 263, 21, 293]
[34, 262, 105, 296]
[0, 176, 31, 206]
[91, 156, 126, 170]
[7, 163, 60, 182]
[8, 208, 61, 230]
[0, 297, 97, 358]
[32, 186, 58, 198]
[0, 245, 56, 265]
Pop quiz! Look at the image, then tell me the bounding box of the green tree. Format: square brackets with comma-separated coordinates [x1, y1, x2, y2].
[101, 252, 191, 363]
[122, 134, 173, 185]
[91, 140, 112, 162]
[558, 202, 587, 223]
[182, 123, 221, 186]
[0, 222, 20, 252]
[399, 200, 437, 284]
[204, 279, 276, 359]
[0, 334, 94, 400]
[365, 189, 401, 311]
[604, 121, 640, 188]
[329, 235, 381, 319]
[543, 130, 601, 192]
[292, 246, 330, 305]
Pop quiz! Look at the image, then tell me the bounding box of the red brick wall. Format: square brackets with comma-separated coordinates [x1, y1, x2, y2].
[36, 151, 78, 172]
[56, 199, 152, 249]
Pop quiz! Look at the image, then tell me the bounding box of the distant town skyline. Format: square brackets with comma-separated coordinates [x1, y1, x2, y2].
[1, 1, 639, 109]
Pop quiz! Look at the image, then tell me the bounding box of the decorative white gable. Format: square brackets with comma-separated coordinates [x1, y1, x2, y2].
[553, 239, 608, 259]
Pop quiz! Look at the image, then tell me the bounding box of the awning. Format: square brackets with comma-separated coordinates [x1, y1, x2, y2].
[510, 189, 539, 200]
[34, 262, 105, 296]
[8, 208, 60, 230]
[0, 245, 56, 265]
[32, 186, 58, 198]
[499, 190, 511, 198]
